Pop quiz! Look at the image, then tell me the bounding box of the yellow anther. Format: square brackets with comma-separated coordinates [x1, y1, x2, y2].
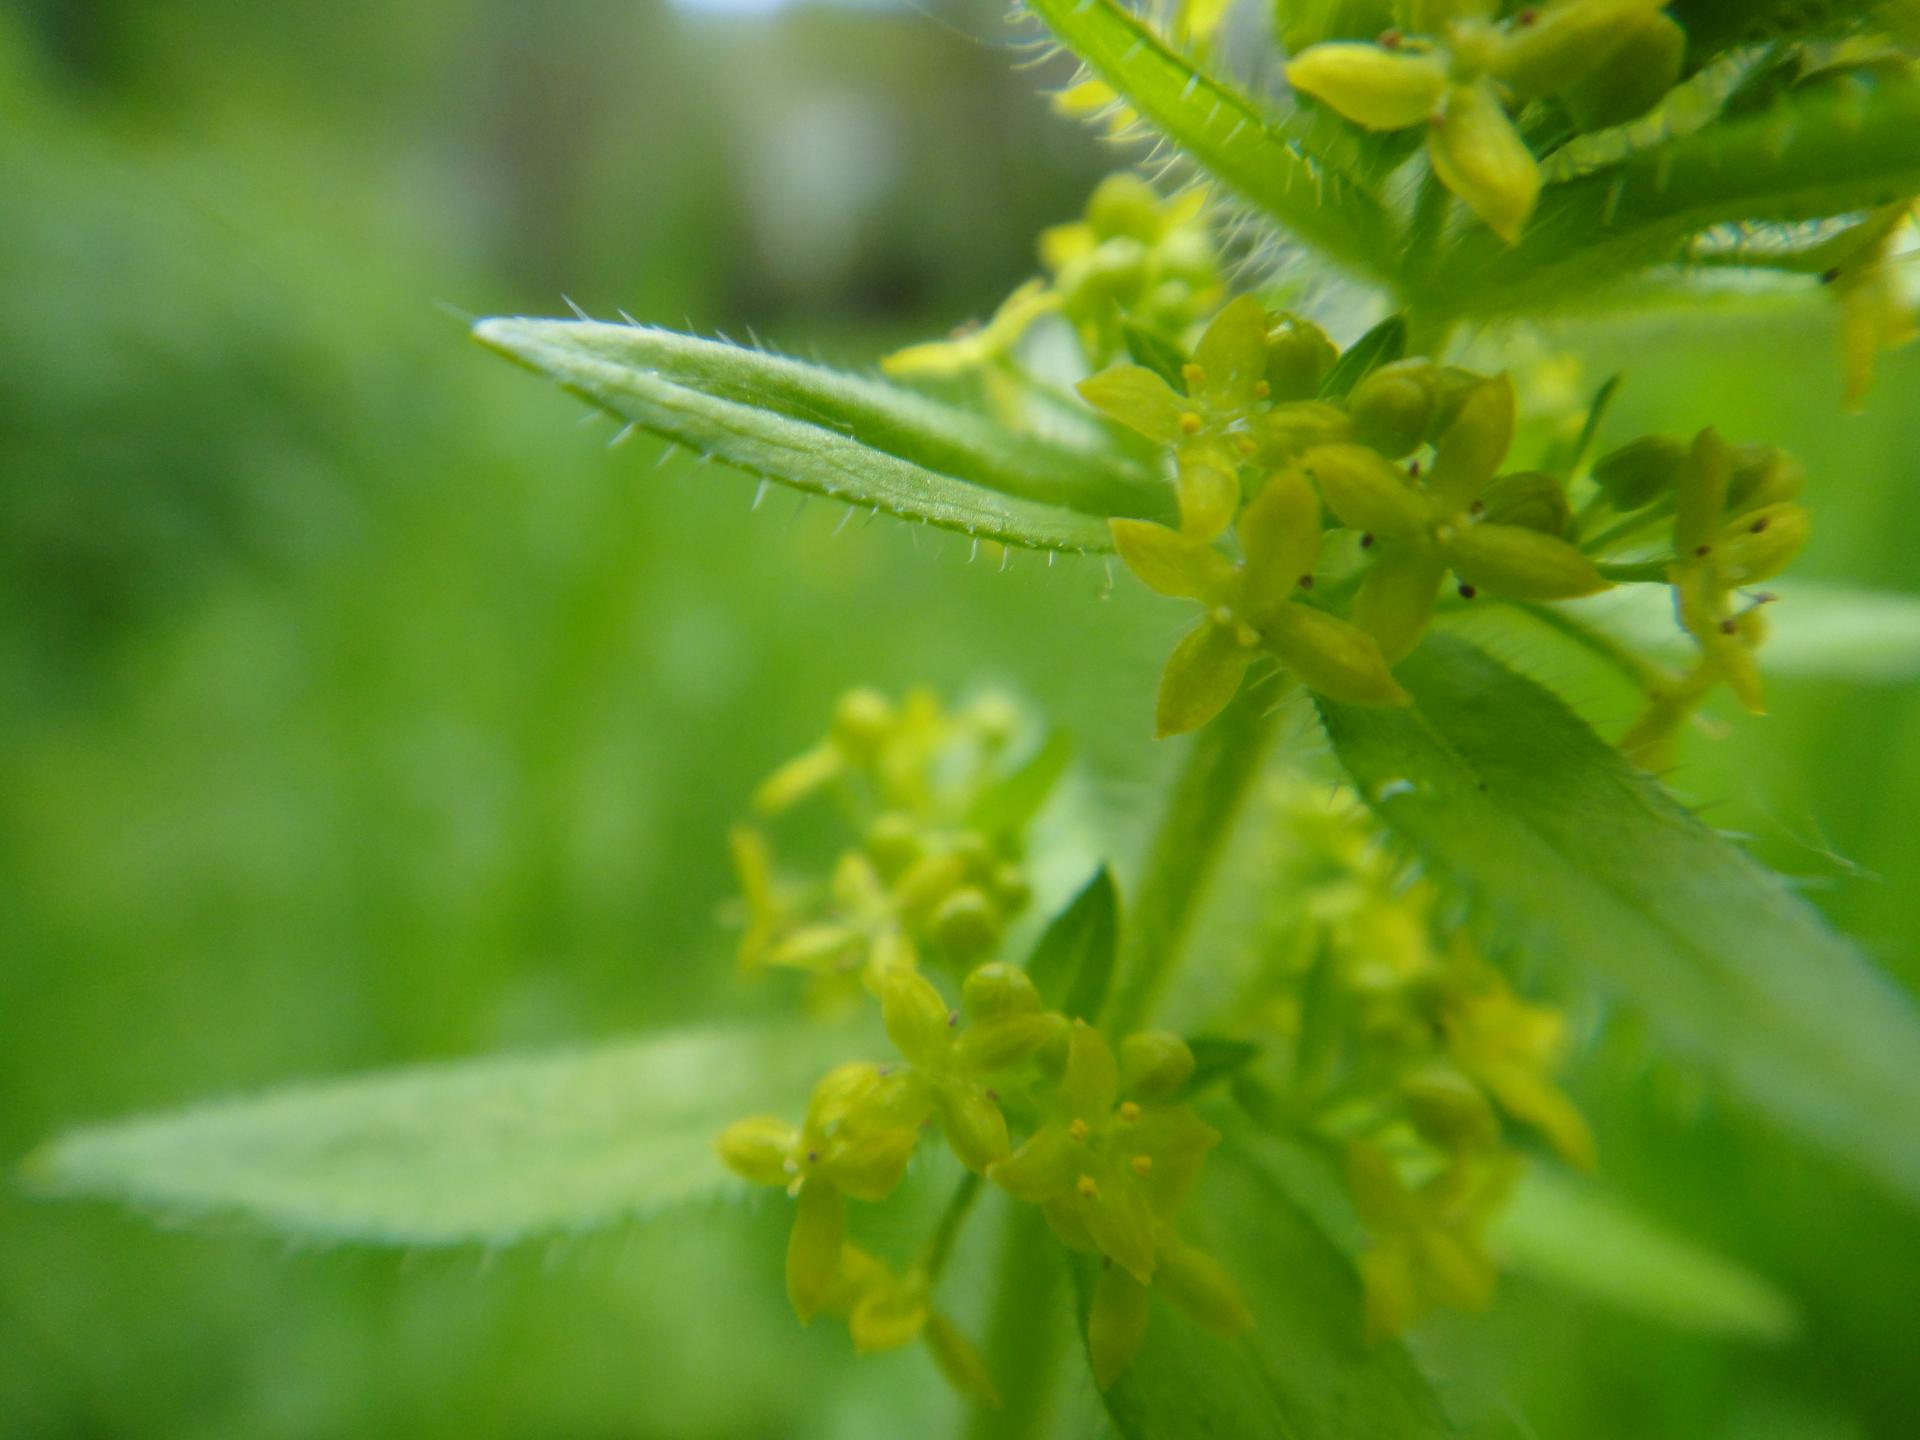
[1118, 1101, 1142, 1124]
[1130, 1154, 1154, 1178]
[1182, 363, 1208, 388]
[1076, 1173, 1101, 1200]
[1235, 435, 1259, 457]
[1253, 379, 1271, 399]
[1209, 605, 1235, 629]
[1069, 1118, 1092, 1142]
[1179, 412, 1204, 435]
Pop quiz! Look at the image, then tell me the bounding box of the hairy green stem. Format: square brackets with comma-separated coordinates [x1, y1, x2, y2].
[1103, 681, 1286, 1035]
[964, 1207, 1068, 1440]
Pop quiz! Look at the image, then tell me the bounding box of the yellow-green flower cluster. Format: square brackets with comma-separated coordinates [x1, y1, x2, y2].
[1606, 427, 1811, 765]
[719, 960, 1248, 1393]
[1083, 300, 1613, 734]
[1285, 0, 1685, 242]
[1244, 783, 1593, 1338]
[882, 175, 1221, 382]
[730, 689, 1042, 1002]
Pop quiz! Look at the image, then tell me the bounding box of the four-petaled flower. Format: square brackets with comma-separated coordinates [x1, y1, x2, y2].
[1111, 466, 1410, 736]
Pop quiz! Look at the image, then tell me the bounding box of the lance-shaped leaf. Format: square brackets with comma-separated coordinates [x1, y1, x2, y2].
[1079, 1138, 1461, 1438]
[475, 319, 1171, 553]
[25, 1022, 849, 1246]
[1317, 633, 1920, 1209]
[1418, 65, 1920, 319]
[1024, 0, 1396, 287]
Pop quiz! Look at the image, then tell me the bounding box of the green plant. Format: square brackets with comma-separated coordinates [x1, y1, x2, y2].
[25, 1, 1920, 1434]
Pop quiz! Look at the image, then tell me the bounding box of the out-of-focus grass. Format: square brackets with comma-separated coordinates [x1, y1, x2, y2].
[3, 3, 1918, 1437]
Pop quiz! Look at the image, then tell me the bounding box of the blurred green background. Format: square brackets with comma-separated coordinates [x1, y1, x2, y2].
[3, 2, 1917, 1437]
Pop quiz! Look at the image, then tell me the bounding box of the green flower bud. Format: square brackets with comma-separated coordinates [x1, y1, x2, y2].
[1479, 470, 1571, 536]
[831, 688, 896, 760]
[1155, 1234, 1254, 1333]
[1445, 523, 1610, 599]
[1400, 1067, 1500, 1151]
[880, 967, 953, 1067]
[1088, 1262, 1151, 1390]
[936, 1081, 1012, 1174]
[991, 863, 1032, 916]
[962, 961, 1043, 1021]
[893, 851, 968, 919]
[1085, 173, 1165, 242]
[1347, 361, 1441, 457]
[1258, 400, 1355, 461]
[1562, 10, 1684, 129]
[822, 1120, 924, 1202]
[1428, 80, 1541, 245]
[864, 812, 922, 880]
[1726, 444, 1806, 514]
[807, 1061, 885, 1132]
[931, 886, 1003, 959]
[1491, 0, 1667, 102]
[1592, 434, 1687, 511]
[1265, 313, 1338, 401]
[716, 1115, 799, 1187]
[786, 1181, 845, 1321]
[1286, 43, 1449, 130]
[955, 1011, 1066, 1071]
[1299, 443, 1431, 537]
[1120, 1031, 1197, 1101]
[1714, 503, 1810, 584]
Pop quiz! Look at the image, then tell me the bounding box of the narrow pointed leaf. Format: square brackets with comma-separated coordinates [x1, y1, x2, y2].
[1493, 1166, 1798, 1343]
[1078, 1139, 1460, 1438]
[26, 1023, 845, 1246]
[1317, 633, 1920, 1208]
[1026, 865, 1121, 1022]
[1024, 0, 1395, 285]
[475, 319, 1170, 552]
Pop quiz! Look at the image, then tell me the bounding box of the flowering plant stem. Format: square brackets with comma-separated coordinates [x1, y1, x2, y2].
[1104, 678, 1287, 1036]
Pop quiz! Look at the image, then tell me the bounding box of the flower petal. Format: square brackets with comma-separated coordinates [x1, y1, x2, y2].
[1110, 519, 1238, 603]
[1155, 621, 1255, 738]
[1261, 604, 1410, 707]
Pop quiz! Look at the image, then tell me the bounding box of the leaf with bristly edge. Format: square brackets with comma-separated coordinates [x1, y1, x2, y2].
[25, 1022, 847, 1246]
[475, 319, 1172, 553]
[1317, 632, 1920, 1209]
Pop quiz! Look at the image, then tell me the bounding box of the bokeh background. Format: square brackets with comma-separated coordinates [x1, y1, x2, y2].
[3, 2, 1917, 1437]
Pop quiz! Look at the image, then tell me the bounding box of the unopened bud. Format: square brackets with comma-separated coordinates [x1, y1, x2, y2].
[1286, 43, 1448, 130]
[864, 812, 922, 880]
[1120, 1031, 1197, 1100]
[831, 689, 896, 760]
[1726, 444, 1806, 514]
[1347, 361, 1441, 457]
[1400, 1067, 1500, 1150]
[1265, 313, 1338, 401]
[931, 886, 1002, 959]
[1479, 470, 1571, 535]
[1562, 10, 1684, 128]
[1592, 434, 1687, 511]
[962, 961, 1042, 1021]
[716, 1115, 799, 1187]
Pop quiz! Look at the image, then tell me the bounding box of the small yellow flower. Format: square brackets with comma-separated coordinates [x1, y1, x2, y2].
[1111, 468, 1409, 735]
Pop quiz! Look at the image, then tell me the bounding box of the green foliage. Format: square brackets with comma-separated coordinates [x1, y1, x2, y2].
[1023, 865, 1120, 1021]
[1493, 1166, 1797, 1343]
[474, 320, 1166, 553]
[27, 1023, 845, 1246]
[1318, 633, 1920, 1208]
[1084, 1138, 1459, 1439]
